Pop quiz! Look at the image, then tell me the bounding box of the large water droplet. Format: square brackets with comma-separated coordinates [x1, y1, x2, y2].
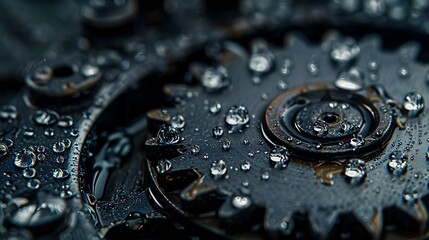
[22, 168, 36, 178]
[210, 160, 227, 178]
[0, 105, 18, 120]
[403, 92, 424, 117]
[156, 126, 180, 144]
[209, 101, 222, 114]
[350, 136, 364, 147]
[14, 150, 36, 168]
[344, 159, 366, 185]
[125, 212, 147, 230]
[81, 63, 100, 77]
[191, 145, 200, 155]
[249, 53, 274, 74]
[58, 115, 74, 128]
[241, 161, 251, 171]
[330, 38, 360, 63]
[334, 67, 364, 91]
[225, 105, 250, 131]
[269, 146, 290, 169]
[387, 151, 408, 176]
[32, 110, 59, 126]
[201, 67, 229, 92]
[53, 141, 66, 153]
[0, 143, 9, 157]
[222, 139, 231, 150]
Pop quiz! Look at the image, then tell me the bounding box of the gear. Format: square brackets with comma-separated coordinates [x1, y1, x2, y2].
[146, 33, 429, 239]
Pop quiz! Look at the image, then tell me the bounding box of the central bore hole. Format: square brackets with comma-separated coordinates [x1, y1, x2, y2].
[53, 65, 74, 78]
[320, 112, 341, 124]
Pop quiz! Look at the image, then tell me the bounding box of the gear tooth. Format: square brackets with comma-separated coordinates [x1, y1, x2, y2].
[284, 32, 309, 49]
[309, 209, 338, 239]
[263, 210, 294, 238]
[179, 175, 228, 215]
[218, 195, 265, 230]
[353, 207, 382, 239]
[384, 202, 428, 236]
[397, 41, 421, 61]
[359, 34, 382, 51]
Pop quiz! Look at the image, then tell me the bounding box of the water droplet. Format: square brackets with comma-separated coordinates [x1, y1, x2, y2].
[307, 56, 320, 76]
[156, 160, 172, 173]
[22, 168, 36, 178]
[210, 160, 227, 178]
[0, 105, 17, 119]
[62, 138, 72, 148]
[27, 178, 41, 189]
[56, 156, 65, 164]
[52, 168, 70, 179]
[156, 126, 180, 144]
[125, 212, 147, 230]
[403, 92, 424, 117]
[277, 80, 288, 90]
[191, 145, 200, 155]
[222, 139, 231, 150]
[58, 115, 74, 128]
[334, 67, 364, 91]
[0, 143, 9, 157]
[171, 115, 185, 129]
[387, 151, 408, 176]
[261, 171, 270, 180]
[81, 63, 99, 77]
[14, 150, 36, 168]
[398, 66, 410, 78]
[344, 159, 367, 185]
[269, 146, 290, 168]
[232, 195, 251, 209]
[212, 126, 224, 138]
[44, 128, 55, 137]
[53, 141, 66, 153]
[225, 105, 250, 131]
[241, 161, 251, 171]
[330, 38, 360, 63]
[402, 188, 419, 205]
[280, 59, 293, 76]
[37, 154, 46, 161]
[313, 119, 328, 136]
[209, 101, 222, 114]
[201, 67, 229, 92]
[364, 0, 385, 16]
[23, 126, 35, 137]
[350, 136, 364, 147]
[32, 110, 59, 126]
[1, 137, 13, 148]
[249, 53, 274, 74]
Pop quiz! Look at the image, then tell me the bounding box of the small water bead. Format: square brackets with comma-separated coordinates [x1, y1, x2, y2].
[210, 160, 227, 178]
[44, 128, 55, 137]
[277, 80, 288, 90]
[81, 63, 100, 77]
[225, 105, 250, 131]
[201, 67, 229, 92]
[344, 159, 367, 185]
[334, 67, 364, 91]
[58, 115, 74, 128]
[14, 150, 36, 168]
[232, 195, 251, 209]
[213, 126, 224, 138]
[350, 136, 364, 147]
[156, 160, 172, 173]
[280, 59, 293, 76]
[37, 154, 46, 161]
[171, 115, 185, 129]
[22, 168, 36, 178]
[261, 171, 270, 180]
[53, 141, 66, 153]
[387, 151, 408, 176]
[209, 101, 222, 114]
[398, 66, 410, 79]
[191, 145, 200, 155]
[62, 138, 72, 148]
[60, 190, 73, 199]
[241, 161, 251, 171]
[307, 56, 320, 76]
[0, 105, 18, 119]
[0, 143, 9, 157]
[32, 110, 59, 126]
[70, 129, 79, 137]
[403, 92, 424, 118]
[27, 178, 41, 189]
[222, 140, 231, 150]
[23, 126, 35, 137]
[269, 146, 290, 169]
[56, 156, 65, 164]
[52, 168, 70, 179]
[156, 126, 180, 144]
[402, 189, 419, 205]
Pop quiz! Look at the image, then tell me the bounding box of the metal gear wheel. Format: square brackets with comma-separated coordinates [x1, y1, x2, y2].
[146, 32, 429, 239]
